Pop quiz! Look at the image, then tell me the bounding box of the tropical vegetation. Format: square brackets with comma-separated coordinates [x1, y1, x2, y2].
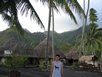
[79, 0, 90, 57]
[76, 8, 102, 56]
[39, 0, 84, 67]
[0, 0, 44, 35]
[85, 24, 102, 55]
[0, 0, 102, 72]
[2, 53, 29, 71]
[76, 8, 102, 71]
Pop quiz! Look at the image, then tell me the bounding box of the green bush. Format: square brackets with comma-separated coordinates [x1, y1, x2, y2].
[2, 53, 29, 71]
[72, 62, 78, 68]
[39, 61, 44, 69]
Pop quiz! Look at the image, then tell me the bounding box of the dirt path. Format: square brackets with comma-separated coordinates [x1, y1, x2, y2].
[0, 66, 102, 77]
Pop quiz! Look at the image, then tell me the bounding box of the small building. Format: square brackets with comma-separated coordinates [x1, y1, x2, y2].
[79, 55, 99, 67]
[0, 37, 39, 66]
[35, 38, 65, 64]
[66, 48, 79, 65]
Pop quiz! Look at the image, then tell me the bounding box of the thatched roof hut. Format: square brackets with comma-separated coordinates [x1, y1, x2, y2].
[0, 37, 20, 53]
[0, 37, 38, 57]
[1, 37, 20, 50]
[79, 55, 98, 63]
[66, 48, 79, 60]
[79, 55, 98, 67]
[21, 44, 38, 57]
[35, 38, 65, 58]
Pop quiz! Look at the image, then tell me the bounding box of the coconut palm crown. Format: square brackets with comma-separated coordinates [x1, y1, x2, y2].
[0, 0, 45, 35]
[39, 0, 85, 24]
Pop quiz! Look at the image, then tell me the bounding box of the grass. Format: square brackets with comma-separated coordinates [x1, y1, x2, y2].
[0, 75, 8, 77]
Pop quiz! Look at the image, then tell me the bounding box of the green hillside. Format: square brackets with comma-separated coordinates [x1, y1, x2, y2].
[44, 31, 73, 53]
[0, 26, 88, 54]
[0, 28, 45, 47]
[59, 26, 88, 44]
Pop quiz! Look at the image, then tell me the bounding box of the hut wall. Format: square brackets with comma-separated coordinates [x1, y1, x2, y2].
[39, 58, 53, 65]
[39, 58, 45, 66]
[48, 58, 53, 65]
[33, 58, 39, 65]
[86, 61, 98, 67]
[28, 58, 39, 65]
[79, 55, 99, 67]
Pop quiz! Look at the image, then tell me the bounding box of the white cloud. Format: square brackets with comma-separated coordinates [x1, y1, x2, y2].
[0, 0, 102, 33]
[0, 15, 9, 31]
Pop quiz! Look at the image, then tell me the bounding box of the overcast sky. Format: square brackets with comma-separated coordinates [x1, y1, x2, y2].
[0, 0, 102, 33]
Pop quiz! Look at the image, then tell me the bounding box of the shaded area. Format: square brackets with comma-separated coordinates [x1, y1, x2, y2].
[0, 66, 102, 77]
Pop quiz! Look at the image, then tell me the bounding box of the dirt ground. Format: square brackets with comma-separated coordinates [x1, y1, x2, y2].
[0, 66, 102, 77]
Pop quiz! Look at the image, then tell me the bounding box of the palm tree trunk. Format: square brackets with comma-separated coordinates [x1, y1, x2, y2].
[45, 0, 52, 69]
[93, 48, 95, 55]
[17, 31, 23, 55]
[100, 51, 102, 72]
[91, 44, 94, 55]
[79, 0, 85, 57]
[79, 0, 90, 57]
[82, 0, 85, 55]
[52, 6, 55, 61]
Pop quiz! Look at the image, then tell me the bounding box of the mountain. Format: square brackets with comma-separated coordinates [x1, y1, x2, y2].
[59, 26, 89, 45]
[44, 31, 73, 54]
[0, 26, 88, 54]
[0, 28, 45, 47]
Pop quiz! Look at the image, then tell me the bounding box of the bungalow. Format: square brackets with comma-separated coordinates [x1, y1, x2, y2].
[0, 37, 39, 66]
[34, 38, 65, 65]
[79, 55, 99, 67]
[66, 48, 79, 65]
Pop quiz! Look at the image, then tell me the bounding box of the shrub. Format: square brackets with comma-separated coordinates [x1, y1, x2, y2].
[2, 53, 29, 71]
[72, 62, 78, 69]
[39, 61, 44, 69]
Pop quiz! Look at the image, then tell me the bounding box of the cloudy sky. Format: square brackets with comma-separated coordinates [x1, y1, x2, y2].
[0, 0, 102, 33]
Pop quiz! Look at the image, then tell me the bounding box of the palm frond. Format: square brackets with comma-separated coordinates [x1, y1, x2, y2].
[63, 0, 77, 24]
[40, 0, 85, 24]
[67, 0, 85, 17]
[1, 12, 24, 36]
[0, 0, 45, 36]
[17, 0, 45, 29]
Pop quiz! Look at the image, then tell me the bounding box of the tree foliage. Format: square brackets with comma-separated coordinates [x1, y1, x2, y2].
[89, 8, 98, 23]
[0, 0, 44, 35]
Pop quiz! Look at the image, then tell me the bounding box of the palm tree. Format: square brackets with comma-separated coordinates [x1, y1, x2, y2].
[52, 5, 55, 61]
[79, 0, 90, 57]
[0, 0, 45, 35]
[85, 24, 102, 55]
[39, 0, 85, 68]
[0, 0, 85, 68]
[89, 8, 98, 23]
[85, 8, 99, 55]
[76, 24, 102, 71]
[85, 24, 102, 67]
[76, 24, 102, 55]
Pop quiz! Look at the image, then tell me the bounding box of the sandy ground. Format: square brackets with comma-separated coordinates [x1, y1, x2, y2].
[0, 66, 102, 77]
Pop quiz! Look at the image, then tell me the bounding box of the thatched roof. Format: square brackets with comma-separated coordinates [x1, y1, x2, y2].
[0, 37, 38, 57]
[1, 37, 20, 50]
[34, 38, 65, 58]
[0, 37, 19, 57]
[79, 55, 98, 64]
[21, 44, 38, 57]
[66, 48, 79, 60]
